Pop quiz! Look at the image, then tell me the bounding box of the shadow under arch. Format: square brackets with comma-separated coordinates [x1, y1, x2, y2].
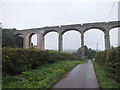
[83, 27, 106, 34]
[14, 32, 24, 37]
[26, 32, 39, 49]
[62, 30, 81, 51]
[43, 30, 59, 37]
[61, 28, 81, 35]
[14, 33, 24, 48]
[109, 23, 120, 30]
[44, 31, 59, 51]
[84, 29, 105, 51]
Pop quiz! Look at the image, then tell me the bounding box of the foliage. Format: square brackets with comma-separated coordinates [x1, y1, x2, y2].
[93, 62, 119, 88]
[2, 60, 86, 88]
[2, 48, 80, 75]
[94, 46, 120, 87]
[2, 28, 23, 48]
[73, 45, 96, 59]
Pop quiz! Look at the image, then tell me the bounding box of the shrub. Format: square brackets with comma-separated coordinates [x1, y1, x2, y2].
[2, 48, 80, 75]
[95, 46, 120, 83]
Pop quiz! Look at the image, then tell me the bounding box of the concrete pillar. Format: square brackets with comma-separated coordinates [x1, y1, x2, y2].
[23, 35, 29, 48]
[81, 33, 85, 58]
[118, 2, 120, 47]
[105, 31, 110, 49]
[39, 34, 44, 50]
[118, 1, 120, 46]
[118, 28, 120, 46]
[23, 37, 26, 48]
[37, 34, 41, 49]
[58, 33, 63, 51]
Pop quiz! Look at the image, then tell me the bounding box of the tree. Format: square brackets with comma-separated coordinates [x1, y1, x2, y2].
[73, 45, 96, 59]
[2, 28, 23, 48]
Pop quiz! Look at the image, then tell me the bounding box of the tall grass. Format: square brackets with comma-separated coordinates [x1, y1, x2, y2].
[93, 62, 119, 88]
[3, 60, 85, 88]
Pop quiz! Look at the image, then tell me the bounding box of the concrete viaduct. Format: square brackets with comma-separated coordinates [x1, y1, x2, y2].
[15, 21, 120, 58]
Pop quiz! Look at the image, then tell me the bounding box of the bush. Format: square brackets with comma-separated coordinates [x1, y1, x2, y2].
[95, 46, 120, 84]
[2, 48, 80, 75]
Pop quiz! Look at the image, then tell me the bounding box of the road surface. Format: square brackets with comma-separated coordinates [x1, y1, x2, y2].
[53, 60, 99, 88]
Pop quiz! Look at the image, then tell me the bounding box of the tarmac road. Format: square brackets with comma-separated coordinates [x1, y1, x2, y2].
[53, 60, 99, 88]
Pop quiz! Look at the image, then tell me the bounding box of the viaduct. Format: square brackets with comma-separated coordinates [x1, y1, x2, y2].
[15, 21, 120, 58]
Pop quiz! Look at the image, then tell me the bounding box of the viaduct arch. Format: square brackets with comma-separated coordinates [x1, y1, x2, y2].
[15, 21, 120, 58]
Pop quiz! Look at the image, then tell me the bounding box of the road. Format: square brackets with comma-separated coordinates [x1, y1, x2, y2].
[53, 60, 99, 88]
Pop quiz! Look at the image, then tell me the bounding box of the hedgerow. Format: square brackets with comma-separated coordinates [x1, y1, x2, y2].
[2, 48, 80, 75]
[95, 46, 120, 84]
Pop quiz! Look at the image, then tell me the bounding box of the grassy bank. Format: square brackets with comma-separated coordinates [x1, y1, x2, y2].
[3, 60, 86, 88]
[93, 62, 119, 88]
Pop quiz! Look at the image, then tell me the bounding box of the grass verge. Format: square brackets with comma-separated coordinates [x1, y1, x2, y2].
[3, 60, 87, 88]
[93, 61, 119, 88]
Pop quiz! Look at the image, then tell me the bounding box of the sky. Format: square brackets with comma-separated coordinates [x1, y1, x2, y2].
[0, 0, 119, 51]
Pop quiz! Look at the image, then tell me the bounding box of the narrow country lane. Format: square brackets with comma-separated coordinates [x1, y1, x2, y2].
[53, 60, 99, 88]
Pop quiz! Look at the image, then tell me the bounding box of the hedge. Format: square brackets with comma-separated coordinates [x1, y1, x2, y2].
[2, 48, 80, 75]
[95, 46, 120, 83]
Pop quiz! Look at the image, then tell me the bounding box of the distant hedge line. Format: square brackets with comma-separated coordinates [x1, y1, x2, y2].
[2, 48, 80, 75]
[95, 46, 120, 83]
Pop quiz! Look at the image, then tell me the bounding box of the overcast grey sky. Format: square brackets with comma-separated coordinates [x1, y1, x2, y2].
[0, 0, 119, 51]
